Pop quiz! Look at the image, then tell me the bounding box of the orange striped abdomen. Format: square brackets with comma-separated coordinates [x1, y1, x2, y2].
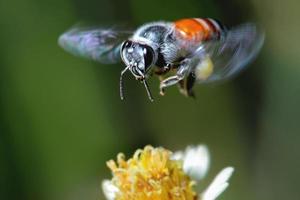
[174, 18, 223, 42]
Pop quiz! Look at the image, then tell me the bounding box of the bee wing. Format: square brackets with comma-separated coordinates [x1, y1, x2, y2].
[195, 23, 264, 83]
[58, 26, 133, 64]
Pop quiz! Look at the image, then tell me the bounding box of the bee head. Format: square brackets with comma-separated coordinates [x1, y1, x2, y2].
[121, 40, 155, 80]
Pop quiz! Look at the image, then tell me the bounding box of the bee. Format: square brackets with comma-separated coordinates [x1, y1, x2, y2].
[59, 18, 264, 101]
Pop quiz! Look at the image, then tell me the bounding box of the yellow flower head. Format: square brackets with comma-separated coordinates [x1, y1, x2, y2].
[103, 145, 234, 200]
[107, 145, 196, 200]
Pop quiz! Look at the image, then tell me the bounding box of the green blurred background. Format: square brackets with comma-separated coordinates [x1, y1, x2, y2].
[0, 0, 299, 199]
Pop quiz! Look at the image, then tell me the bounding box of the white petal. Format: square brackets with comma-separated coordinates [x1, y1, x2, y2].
[102, 179, 119, 200]
[171, 150, 184, 161]
[182, 145, 210, 180]
[201, 167, 234, 200]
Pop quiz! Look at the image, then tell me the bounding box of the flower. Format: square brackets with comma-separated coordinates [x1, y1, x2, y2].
[102, 145, 234, 200]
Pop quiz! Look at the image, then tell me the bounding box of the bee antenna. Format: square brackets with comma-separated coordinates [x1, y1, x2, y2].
[120, 66, 129, 100]
[143, 79, 154, 102]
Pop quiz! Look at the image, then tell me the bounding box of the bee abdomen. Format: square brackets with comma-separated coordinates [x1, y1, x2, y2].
[174, 18, 226, 42]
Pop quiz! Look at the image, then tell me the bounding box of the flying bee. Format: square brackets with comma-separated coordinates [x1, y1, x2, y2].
[59, 18, 264, 101]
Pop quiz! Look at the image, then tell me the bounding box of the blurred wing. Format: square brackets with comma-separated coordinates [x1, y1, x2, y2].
[58, 26, 133, 64]
[195, 23, 264, 83]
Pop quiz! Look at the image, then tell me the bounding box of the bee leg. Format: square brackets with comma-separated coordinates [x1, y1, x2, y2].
[177, 80, 187, 96]
[186, 72, 196, 98]
[159, 61, 189, 96]
[176, 73, 196, 97]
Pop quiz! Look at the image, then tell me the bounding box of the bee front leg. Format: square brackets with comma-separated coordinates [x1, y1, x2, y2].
[177, 80, 186, 95]
[159, 60, 190, 96]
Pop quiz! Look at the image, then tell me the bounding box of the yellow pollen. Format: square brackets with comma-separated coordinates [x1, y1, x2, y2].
[107, 145, 197, 200]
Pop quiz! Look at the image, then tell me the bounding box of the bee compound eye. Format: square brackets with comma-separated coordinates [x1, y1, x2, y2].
[121, 40, 132, 51]
[143, 46, 154, 68]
